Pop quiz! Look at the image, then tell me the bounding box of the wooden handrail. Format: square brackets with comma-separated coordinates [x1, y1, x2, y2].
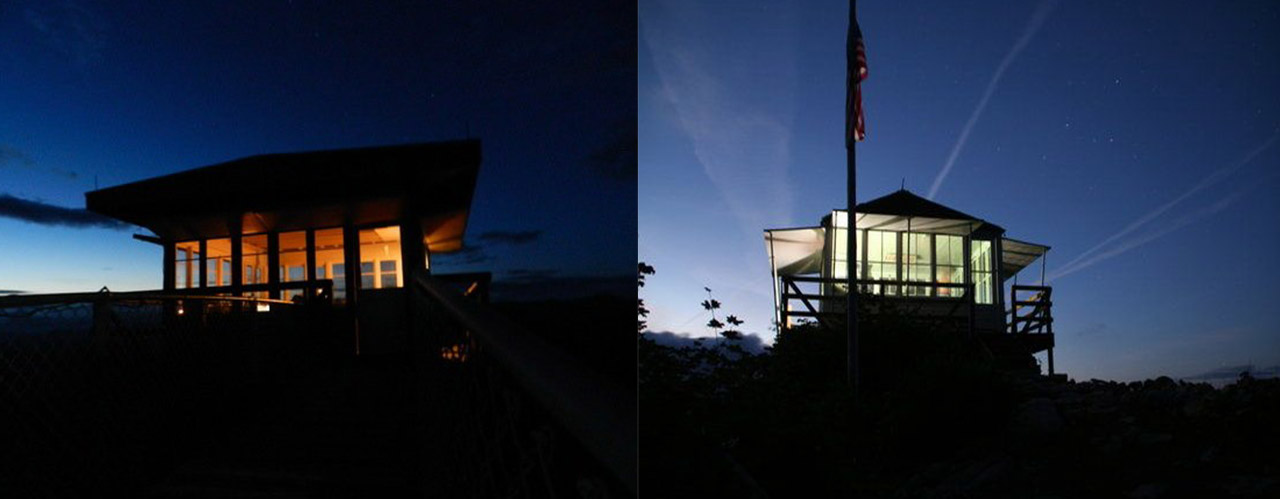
[413, 274, 636, 495]
[777, 275, 976, 334]
[1009, 285, 1054, 334]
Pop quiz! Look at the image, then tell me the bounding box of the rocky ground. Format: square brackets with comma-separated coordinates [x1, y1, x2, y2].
[892, 374, 1280, 498]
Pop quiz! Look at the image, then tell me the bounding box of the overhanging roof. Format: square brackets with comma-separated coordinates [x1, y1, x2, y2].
[828, 190, 1005, 235]
[86, 139, 481, 253]
[1001, 237, 1050, 281]
[764, 227, 825, 276]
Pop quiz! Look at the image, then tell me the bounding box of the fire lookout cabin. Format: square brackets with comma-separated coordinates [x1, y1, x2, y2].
[85, 139, 483, 355]
[764, 189, 1057, 374]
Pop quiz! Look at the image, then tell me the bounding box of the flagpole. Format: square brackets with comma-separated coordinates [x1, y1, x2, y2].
[846, 0, 860, 395]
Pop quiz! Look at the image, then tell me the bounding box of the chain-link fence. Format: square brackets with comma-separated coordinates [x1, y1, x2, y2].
[0, 291, 338, 497]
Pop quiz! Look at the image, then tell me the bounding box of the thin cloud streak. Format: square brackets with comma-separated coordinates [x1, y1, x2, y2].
[0, 145, 78, 179]
[642, 1, 797, 235]
[928, 0, 1058, 199]
[1054, 133, 1279, 275]
[1050, 176, 1271, 280]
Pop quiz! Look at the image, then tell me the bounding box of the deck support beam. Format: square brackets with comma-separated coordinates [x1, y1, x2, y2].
[267, 232, 281, 300]
[400, 216, 426, 350]
[230, 217, 243, 312]
[343, 223, 361, 354]
[305, 229, 317, 300]
[162, 240, 176, 291]
[198, 239, 208, 288]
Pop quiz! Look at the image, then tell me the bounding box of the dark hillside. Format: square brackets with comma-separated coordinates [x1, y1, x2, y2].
[639, 319, 1280, 497]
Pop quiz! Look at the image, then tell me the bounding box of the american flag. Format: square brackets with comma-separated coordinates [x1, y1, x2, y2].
[847, 1, 867, 145]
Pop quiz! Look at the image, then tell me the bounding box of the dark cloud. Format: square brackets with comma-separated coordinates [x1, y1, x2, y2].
[478, 230, 542, 245]
[587, 119, 637, 181]
[643, 330, 768, 356]
[0, 289, 27, 295]
[0, 193, 129, 230]
[0, 145, 36, 167]
[489, 273, 632, 302]
[431, 245, 491, 265]
[0, 144, 79, 179]
[23, 1, 106, 68]
[1184, 364, 1280, 381]
[505, 268, 560, 281]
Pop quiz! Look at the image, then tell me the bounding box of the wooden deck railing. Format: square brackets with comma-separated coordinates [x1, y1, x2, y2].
[1008, 285, 1053, 334]
[777, 276, 975, 334]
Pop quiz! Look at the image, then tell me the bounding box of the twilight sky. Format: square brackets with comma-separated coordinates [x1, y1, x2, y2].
[639, 0, 1280, 381]
[0, 0, 635, 300]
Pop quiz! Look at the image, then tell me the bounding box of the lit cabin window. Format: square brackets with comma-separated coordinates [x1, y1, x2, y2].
[360, 261, 375, 289]
[279, 231, 307, 302]
[935, 235, 964, 297]
[358, 226, 402, 289]
[970, 240, 994, 304]
[903, 232, 933, 296]
[866, 230, 897, 295]
[314, 227, 345, 302]
[206, 238, 232, 288]
[380, 260, 398, 288]
[828, 212, 863, 296]
[242, 234, 268, 300]
[176, 241, 200, 289]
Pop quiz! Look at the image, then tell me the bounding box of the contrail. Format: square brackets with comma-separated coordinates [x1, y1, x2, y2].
[927, 0, 1058, 200]
[1054, 133, 1279, 274]
[1051, 174, 1273, 280]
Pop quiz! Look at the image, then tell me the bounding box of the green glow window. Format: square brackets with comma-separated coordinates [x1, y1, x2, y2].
[935, 235, 965, 297]
[970, 240, 993, 304]
[904, 232, 933, 296]
[866, 230, 897, 295]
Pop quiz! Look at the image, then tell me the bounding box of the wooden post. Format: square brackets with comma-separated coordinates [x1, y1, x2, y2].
[1048, 347, 1055, 375]
[162, 240, 176, 291]
[162, 240, 177, 322]
[343, 223, 361, 354]
[968, 283, 976, 337]
[267, 231, 281, 300]
[230, 218, 243, 311]
[343, 224, 360, 305]
[305, 229, 317, 300]
[400, 217, 425, 352]
[198, 239, 208, 288]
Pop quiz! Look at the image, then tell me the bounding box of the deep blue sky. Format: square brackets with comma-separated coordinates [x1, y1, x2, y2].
[640, 0, 1280, 381]
[0, 1, 634, 299]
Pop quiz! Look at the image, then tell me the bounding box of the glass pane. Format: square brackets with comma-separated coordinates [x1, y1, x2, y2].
[175, 241, 200, 289]
[359, 226, 402, 289]
[315, 228, 345, 301]
[241, 234, 268, 299]
[970, 240, 994, 304]
[278, 231, 307, 301]
[936, 235, 962, 266]
[906, 233, 932, 265]
[971, 240, 991, 272]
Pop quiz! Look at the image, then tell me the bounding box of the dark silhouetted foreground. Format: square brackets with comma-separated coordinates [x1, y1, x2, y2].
[640, 319, 1280, 497]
